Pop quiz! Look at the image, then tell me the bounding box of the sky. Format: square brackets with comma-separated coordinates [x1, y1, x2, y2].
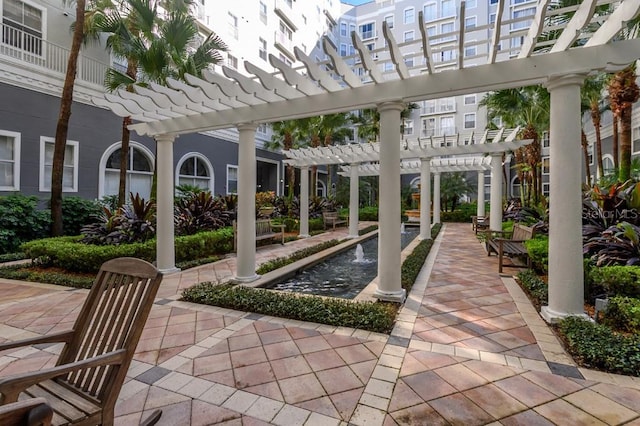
[342, 0, 373, 5]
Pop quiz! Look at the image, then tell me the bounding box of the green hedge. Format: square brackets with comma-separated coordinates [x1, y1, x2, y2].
[401, 223, 441, 292]
[588, 266, 640, 298]
[256, 239, 340, 275]
[0, 264, 95, 289]
[559, 316, 640, 376]
[601, 296, 640, 334]
[272, 217, 323, 233]
[21, 228, 234, 273]
[525, 236, 548, 273]
[182, 284, 398, 333]
[516, 269, 548, 307]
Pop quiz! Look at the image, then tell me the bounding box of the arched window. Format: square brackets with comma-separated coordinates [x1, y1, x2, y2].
[602, 154, 615, 176]
[176, 153, 213, 190]
[510, 175, 521, 198]
[316, 180, 326, 197]
[99, 142, 154, 200]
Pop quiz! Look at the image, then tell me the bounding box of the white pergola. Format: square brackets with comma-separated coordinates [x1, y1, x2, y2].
[287, 127, 532, 243]
[94, 0, 640, 322]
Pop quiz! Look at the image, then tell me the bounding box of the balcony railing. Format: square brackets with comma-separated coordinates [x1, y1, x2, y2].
[1, 23, 108, 88]
[421, 127, 457, 137]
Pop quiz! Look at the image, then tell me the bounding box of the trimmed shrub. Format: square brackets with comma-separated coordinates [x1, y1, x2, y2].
[0, 194, 50, 254]
[525, 236, 548, 273]
[256, 239, 340, 275]
[272, 217, 323, 232]
[601, 296, 640, 334]
[516, 269, 548, 307]
[588, 266, 640, 298]
[401, 223, 442, 292]
[0, 264, 94, 289]
[559, 316, 640, 376]
[59, 196, 102, 236]
[182, 283, 398, 333]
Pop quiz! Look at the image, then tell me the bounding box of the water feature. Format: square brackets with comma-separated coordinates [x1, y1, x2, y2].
[263, 227, 419, 299]
[401, 222, 406, 234]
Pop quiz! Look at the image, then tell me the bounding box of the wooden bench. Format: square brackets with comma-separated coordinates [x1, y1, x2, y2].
[322, 211, 348, 230]
[233, 219, 285, 251]
[472, 215, 489, 234]
[486, 223, 535, 273]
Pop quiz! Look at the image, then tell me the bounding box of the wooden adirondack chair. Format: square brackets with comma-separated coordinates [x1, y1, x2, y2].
[0, 257, 163, 426]
[0, 397, 53, 426]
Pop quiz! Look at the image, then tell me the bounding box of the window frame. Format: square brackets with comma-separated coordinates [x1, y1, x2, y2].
[98, 141, 155, 199]
[403, 7, 415, 24]
[0, 129, 20, 191]
[441, 0, 455, 18]
[542, 156, 550, 175]
[384, 14, 394, 29]
[175, 152, 214, 190]
[463, 112, 476, 130]
[403, 30, 414, 42]
[464, 94, 476, 105]
[226, 164, 239, 195]
[423, 3, 437, 21]
[39, 136, 79, 192]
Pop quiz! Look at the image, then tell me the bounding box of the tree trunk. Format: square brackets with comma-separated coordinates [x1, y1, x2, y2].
[286, 165, 295, 198]
[118, 117, 131, 206]
[592, 107, 604, 179]
[620, 105, 633, 181]
[582, 130, 592, 187]
[50, 0, 86, 236]
[612, 113, 619, 170]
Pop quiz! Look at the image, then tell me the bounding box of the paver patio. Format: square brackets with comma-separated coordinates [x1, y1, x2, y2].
[1, 222, 639, 425]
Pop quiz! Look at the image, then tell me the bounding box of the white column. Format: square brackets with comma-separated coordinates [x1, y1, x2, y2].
[375, 100, 405, 303]
[419, 158, 431, 240]
[348, 163, 359, 238]
[477, 170, 485, 218]
[433, 172, 441, 224]
[235, 123, 259, 282]
[155, 133, 179, 274]
[489, 154, 503, 231]
[299, 166, 310, 238]
[542, 74, 587, 322]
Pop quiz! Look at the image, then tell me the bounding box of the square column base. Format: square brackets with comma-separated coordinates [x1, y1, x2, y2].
[541, 306, 589, 324]
[374, 289, 406, 303]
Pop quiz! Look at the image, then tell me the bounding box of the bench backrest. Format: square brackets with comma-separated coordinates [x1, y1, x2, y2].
[256, 219, 274, 236]
[512, 223, 535, 240]
[323, 211, 338, 220]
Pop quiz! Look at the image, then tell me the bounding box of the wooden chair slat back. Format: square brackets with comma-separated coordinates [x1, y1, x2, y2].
[57, 258, 162, 401]
[512, 224, 535, 240]
[256, 220, 271, 235]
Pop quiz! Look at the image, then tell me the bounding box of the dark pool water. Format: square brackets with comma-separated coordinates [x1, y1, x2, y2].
[263, 227, 419, 299]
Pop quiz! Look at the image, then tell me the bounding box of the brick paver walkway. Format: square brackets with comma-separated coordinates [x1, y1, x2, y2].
[1, 222, 639, 425]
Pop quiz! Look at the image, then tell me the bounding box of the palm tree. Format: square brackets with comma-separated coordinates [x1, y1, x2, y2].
[581, 74, 607, 179]
[320, 113, 353, 197]
[440, 172, 473, 212]
[266, 120, 307, 198]
[608, 65, 639, 182]
[50, 0, 87, 236]
[480, 86, 550, 205]
[91, 0, 226, 205]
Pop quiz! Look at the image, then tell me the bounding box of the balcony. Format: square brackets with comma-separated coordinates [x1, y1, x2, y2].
[420, 101, 456, 115]
[274, 30, 295, 62]
[1, 23, 108, 90]
[421, 127, 457, 137]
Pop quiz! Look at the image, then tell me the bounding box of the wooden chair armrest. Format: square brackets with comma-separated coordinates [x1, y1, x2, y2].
[0, 350, 126, 404]
[0, 331, 74, 353]
[0, 397, 53, 426]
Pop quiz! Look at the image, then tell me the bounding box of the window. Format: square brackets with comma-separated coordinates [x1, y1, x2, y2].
[441, 0, 455, 17]
[439, 49, 456, 62]
[340, 43, 347, 56]
[278, 53, 292, 66]
[227, 54, 238, 69]
[588, 144, 594, 165]
[259, 1, 267, 24]
[465, 16, 476, 29]
[424, 3, 436, 21]
[359, 22, 374, 39]
[426, 26, 436, 37]
[279, 21, 293, 41]
[440, 22, 455, 41]
[405, 56, 414, 67]
[403, 31, 414, 42]
[464, 45, 476, 57]
[422, 100, 436, 114]
[349, 44, 355, 56]
[466, 0, 477, 8]
[227, 165, 238, 194]
[440, 97, 455, 112]
[490, 0, 499, 4]
[176, 153, 213, 190]
[490, 13, 496, 24]
[40, 137, 78, 192]
[542, 182, 550, 197]
[440, 116, 455, 135]
[384, 15, 394, 29]
[2, 0, 43, 55]
[340, 22, 347, 36]
[403, 120, 414, 136]
[101, 142, 154, 200]
[603, 155, 615, 176]
[404, 8, 415, 24]
[542, 131, 550, 148]
[422, 117, 436, 136]
[464, 113, 476, 129]
[464, 94, 476, 105]
[257, 123, 267, 134]
[542, 156, 550, 175]
[512, 7, 535, 30]
[228, 11, 238, 39]
[259, 37, 267, 60]
[383, 61, 394, 72]
[0, 130, 20, 190]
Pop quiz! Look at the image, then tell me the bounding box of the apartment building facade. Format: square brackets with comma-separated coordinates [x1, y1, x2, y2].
[2, 0, 610, 205]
